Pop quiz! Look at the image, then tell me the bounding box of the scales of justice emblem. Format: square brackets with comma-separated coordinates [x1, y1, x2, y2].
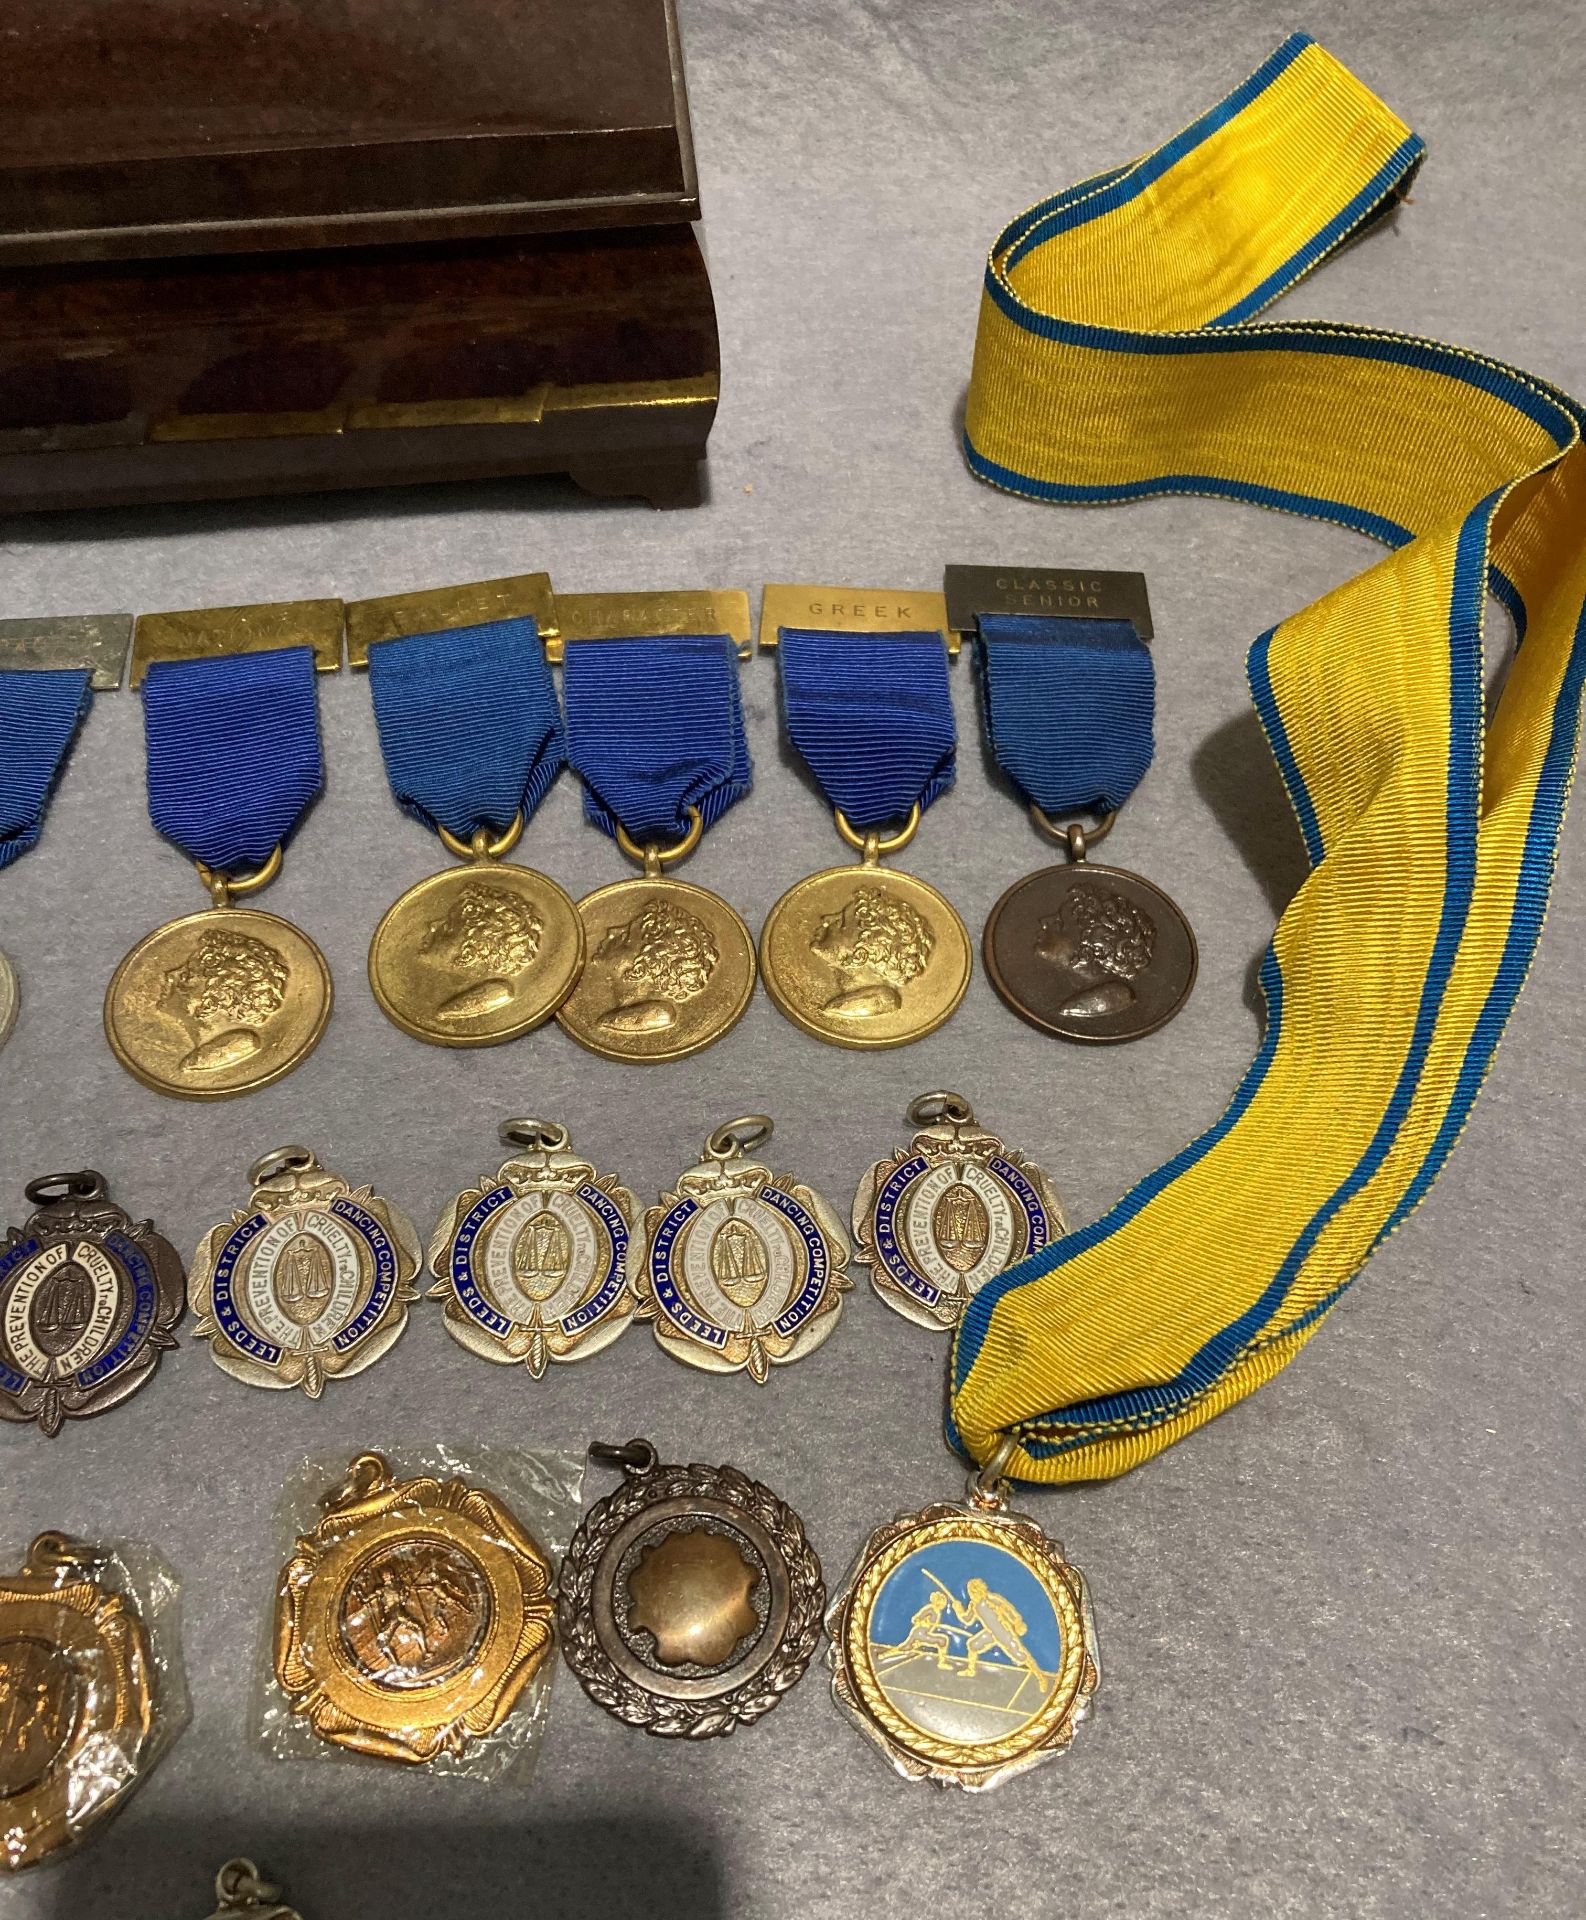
[429, 1118, 639, 1376]
[851, 1093, 1066, 1331]
[0, 1172, 186, 1436]
[188, 1148, 421, 1398]
[635, 1118, 852, 1382]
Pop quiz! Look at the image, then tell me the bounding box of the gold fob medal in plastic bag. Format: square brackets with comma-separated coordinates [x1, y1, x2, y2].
[273, 1452, 556, 1765]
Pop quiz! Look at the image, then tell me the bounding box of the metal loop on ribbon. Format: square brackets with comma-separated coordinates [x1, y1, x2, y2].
[834, 803, 921, 859]
[614, 804, 704, 876]
[195, 844, 283, 908]
[436, 812, 525, 864]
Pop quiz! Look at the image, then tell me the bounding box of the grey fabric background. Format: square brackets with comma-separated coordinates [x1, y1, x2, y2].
[2, 1, 1583, 1913]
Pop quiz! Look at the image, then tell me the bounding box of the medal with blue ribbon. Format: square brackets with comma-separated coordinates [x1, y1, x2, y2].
[553, 593, 758, 1063]
[351, 579, 584, 1047]
[759, 588, 971, 1048]
[0, 630, 107, 1050]
[103, 602, 338, 1099]
[952, 568, 1199, 1042]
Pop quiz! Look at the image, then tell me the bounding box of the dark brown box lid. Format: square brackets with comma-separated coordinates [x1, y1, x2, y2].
[0, 0, 699, 266]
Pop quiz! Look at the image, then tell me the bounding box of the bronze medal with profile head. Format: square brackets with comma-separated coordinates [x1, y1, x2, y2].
[984, 812, 1196, 1043]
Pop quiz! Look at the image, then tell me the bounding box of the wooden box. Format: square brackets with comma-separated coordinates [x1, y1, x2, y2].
[0, 0, 718, 511]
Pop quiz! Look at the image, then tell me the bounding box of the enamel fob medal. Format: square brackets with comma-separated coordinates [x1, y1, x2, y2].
[637, 1117, 851, 1381]
[104, 608, 337, 1097]
[761, 616, 970, 1047]
[429, 1118, 639, 1375]
[353, 581, 584, 1045]
[953, 572, 1197, 1042]
[853, 1095, 1066, 1332]
[274, 1451, 555, 1765]
[828, 1441, 1100, 1790]
[189, 1148, 420, 1397]
[561, 1439, 825, 1738]
[555, 611, 757, 1063]
[0, 616, 120, 1051]
[0, 1173, 185, 1435]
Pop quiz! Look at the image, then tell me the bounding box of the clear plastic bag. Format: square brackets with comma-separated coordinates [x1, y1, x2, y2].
[0, 1530, 187, 1872]
[254, 1443, 581, 1783]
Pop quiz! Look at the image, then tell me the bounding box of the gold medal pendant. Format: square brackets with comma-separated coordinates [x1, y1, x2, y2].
[105, 849, 332, 1100]
[0, 1532, 163, 1870]
[556, 808, 757, 1064]
[635, 1117, 851, 1382]
[429, 1117, 639, 1376]
[274, 1451, 556, 1765]
[368, 814, 584, 1046]
[761, 804, 971, 1049]
[852, 1093, 1067, 1332]
[828, 1445, 1099, 1791]
[189, 1148, 420, 1398]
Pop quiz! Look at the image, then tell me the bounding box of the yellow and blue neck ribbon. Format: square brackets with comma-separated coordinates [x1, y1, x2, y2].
[952, 33, 1586, 1483]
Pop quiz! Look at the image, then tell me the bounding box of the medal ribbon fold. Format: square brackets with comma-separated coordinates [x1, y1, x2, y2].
[952, 33, 1586, 1481]
[777, 629, 955, 829]
[143, 649, 324, 870]
[978, 615, 1155, 815]
[564, 632, 750, 842]
[0, 668, 92, 869]
[367, 619, 564, 841]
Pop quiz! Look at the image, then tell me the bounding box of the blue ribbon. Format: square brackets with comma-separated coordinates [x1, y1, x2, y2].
[564, 633, 750, 842]
[0, 668, 92, 870]
[367, 618, 564, 842]
[142, 648, 324, 870]
[977, 614, 1154, 815]
[776, 629, 955, 830]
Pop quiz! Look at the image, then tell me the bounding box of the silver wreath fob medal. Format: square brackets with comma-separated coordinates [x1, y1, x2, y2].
[429, 1118, 639, 1376]
[829, 1444, 1100, 1791]
[853, 1093, 1066, 1331]
[0, 1172, 185, 1435]
[560, 1439, 825, 1738]
[636, 1117, 851, 1382]
[189, 1147, 420, 1396]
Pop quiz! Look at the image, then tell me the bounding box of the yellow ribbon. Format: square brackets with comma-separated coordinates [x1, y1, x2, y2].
[950, 35, 1586, 1482]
